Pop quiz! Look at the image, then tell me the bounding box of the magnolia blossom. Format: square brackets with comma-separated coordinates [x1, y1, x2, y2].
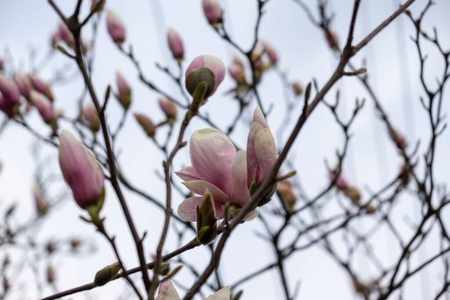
[177, 107, 276, 221]
[82, 102, 101, 132]
[0, 74, 20, 105]
[58, 130, 105, 208]
[185, 55, 225, 96]
[202, 0, 222, 25]
[30, 91, 57, 124]
[167, 28, 184, 60]
[28, 75, 53, 101]
[107, 10, 126, 45]
[157, 280, 230, 300]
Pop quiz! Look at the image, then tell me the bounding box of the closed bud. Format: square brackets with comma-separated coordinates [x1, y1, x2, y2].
[82, 102, 101, 132]
[0, 95, 15, 117]
[343, 186, 361, 204]
[328, 171, 349, 191]
[46, 265, 55, 284]
[277, 180, 296, 213]
[261, 41, 278, 66]
[228, 57, 246, 86]
[91, 0, 106, 13]
[134, 113, 156, 138]
[58, 130, 105, 209]
[0, 74, 20, 105]
[196, 190, 218, 245]
[33, 184, 49, 216]
[167, 28, 184, 61]
[115, 72, 131, 109]
[185, 55, 225, 98]
[202, 0, 223, 26]
[325, 30, 339, 51]
[57, 21, 75, 48]
[30, 91, 58, 124]
[28, 75, 53, 101]
[291, 81, 303, 96]
[94, 262, 121, 286]
[388, 127, 407, 150]
[107, 10, 126, 45]
[14, 73, 32, 100]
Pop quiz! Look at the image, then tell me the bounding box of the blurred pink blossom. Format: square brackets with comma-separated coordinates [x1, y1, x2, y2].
[107, 10, 126, 45]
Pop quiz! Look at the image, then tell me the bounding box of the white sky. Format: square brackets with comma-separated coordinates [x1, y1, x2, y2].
[0, 0, 449, 299]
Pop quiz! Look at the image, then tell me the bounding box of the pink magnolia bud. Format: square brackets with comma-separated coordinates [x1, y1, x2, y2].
[0, 95, 14, 117]
[58, 130, 105, 209]
[185, 55, 225, 97]
[50, 30, 60, 48]
[107, 10, 126, 45]
[116, 72, 131, 109]
[30, 91, 57, 124]
[261, 41, 278, 66]
[134, 113, 156, 138]
[14, 73, 32, 100]
[57, 21, 75, 48]
[33, 184, 49, 216]
[325, 30, 339, 51]
[228, 56, 246, 86]
[328, 171, 348, 190]
[82, 102, 101, 132]
[158, 97, 177, 120]
[167, 28, 184, 61]
[202, 0, 222, 26]
[28, 75, 53, 101]
[0, 74, 21, 105]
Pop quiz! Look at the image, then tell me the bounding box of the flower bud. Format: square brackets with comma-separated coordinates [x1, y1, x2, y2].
[30, 91, 57, 124]
[328, 171, 348, 191]
[167, 28, 184, 61]
[202, 0, 223, 26]
[261, 41, 278, 66]
[28, 75, 53, 101]
[325, 30, 339, 51]
[228, 57, 246, 86]
[107, 10, 126, 45]
[388, 127, 407, 150]
[46, 265, 55, 284]
[277, 180, 296, 213]
[58, 130, 105, 209]
[0, 95, 14, 117]
[158, 97, 177, 121]
[291, 81, 303, 96]
[57, 21, 75, 48]
[185, 55, 225, 98]
[14, 73, 32, 100]
[196, 190, 218, 245]
[33, 184, 49, 216]
[115, 72, 131, 109]
[0, 74, 20, 105]
[82, 102, 101, 132]
[50, 30, 60, 48]
[91, 0, 106, 13]
[343, 186, 361, 204]
[134, 113, 156, 138]
[94, 262, 121, 286]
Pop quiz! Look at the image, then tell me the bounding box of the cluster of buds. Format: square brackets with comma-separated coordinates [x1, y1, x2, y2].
[115, 72, 132, 109]
[249, 41, 279, 85]
[277, 180, 297, 213]
[157, 280, 231, 300]
[58, 130, 105, 223]
[167, 28, 184, 62]
[388, 127, 407, 150]
[107, 10, 126, 46]
[202, 0, 223, 28]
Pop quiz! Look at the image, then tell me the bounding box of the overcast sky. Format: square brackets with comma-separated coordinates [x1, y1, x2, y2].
[0, 0, 449, 299]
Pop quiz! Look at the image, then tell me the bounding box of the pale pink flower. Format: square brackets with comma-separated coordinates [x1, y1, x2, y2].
[13, 73, 32, 99]
[0, 74, 20, 105]
[177, 108, 276, 221]
[30, 91, 57, 124]
[158, 97, 177, 120]
[202, 0, 222, 25]
[82, 102, 101, 132]
[107, 10, 126, 45]
[246, 107, 278, 188]
[185, 55, 225, 95]
[58, 130, 105, 208]
[167, 28, 184, 60]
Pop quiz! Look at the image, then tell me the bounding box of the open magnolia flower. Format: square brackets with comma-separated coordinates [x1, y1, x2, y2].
[176, 107, 277, 221]
[157, 280, 230, 300]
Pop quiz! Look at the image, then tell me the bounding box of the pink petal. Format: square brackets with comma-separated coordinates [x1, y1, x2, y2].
[254, 128, 277, 186]
[175, 166, 201, 181]
[177, 196, 224, 221]
[230, 151, 250, 207]
[156, 280, 181, 300]
[183, 180, 230, 203]
[190, 128, 235, 195]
